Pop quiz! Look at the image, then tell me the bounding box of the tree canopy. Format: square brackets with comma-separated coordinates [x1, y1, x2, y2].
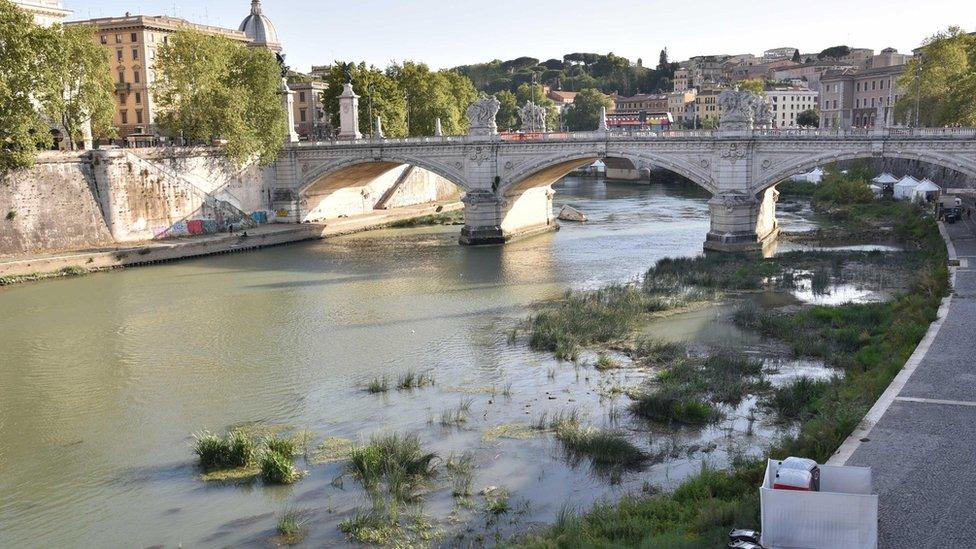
[515, 83, 559, 131]
[44, 24, 115, 150]
[153, 29, 286, 165]
[454, 51, 678, 97]
[493, 90, 518, 131]
[320, 61, 477, 138]
[895, 27, 976, 127]
[797, 109, 820, 128]
[0, 0, 114, 171]
[563, 89, 614, 131]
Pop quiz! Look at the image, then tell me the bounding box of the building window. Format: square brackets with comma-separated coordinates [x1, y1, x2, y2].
[135, 92, 141, 104]
[118, 71, 125, 84]
[115, 34, 122, 44]
[136, 110, 143, 124]
[130, 33, 137, 43]
[116, 49, 123, 61]
[132, 48, 139, 60]
[134, 70, 140, 84]
[100, 35, 108, 45]
[299, 92, 306, 102]
[300, 109, 307, 122]
[121, 111, 128, 124]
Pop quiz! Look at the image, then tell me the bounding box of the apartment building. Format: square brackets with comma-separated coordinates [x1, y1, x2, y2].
[66, 14, 250, 142]
[767, 89, 819, 128]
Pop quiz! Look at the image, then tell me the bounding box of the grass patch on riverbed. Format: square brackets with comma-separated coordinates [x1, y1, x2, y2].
[386, 208, 463, 228]
[529, 284, 714, 361]
[513, 200, 949, 546]
[341, 433, 442, 544]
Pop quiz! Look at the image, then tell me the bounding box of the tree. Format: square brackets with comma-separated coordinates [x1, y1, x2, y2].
[153, 30, 286, 165]
[319, 62, 406, 138]
[494, 90, 518, 131]
[0, 0, 56, 171]
[895, 27, 976, 127]
[818, 45, 851, 60]
[390, 62, 477, 136]
[43, 24, 115, 150]
[797, 109, 820, 127]
[563, 88, 613, 131]
[739, 78, 766, 95]
[792, 49, 802, 63]
[657, 49, 670, 71]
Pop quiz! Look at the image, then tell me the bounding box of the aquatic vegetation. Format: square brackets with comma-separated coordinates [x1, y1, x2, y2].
[275, 507, 308, 545]
[192, 430, 256, 471]
[339, 509, 440, 545]
[311, 437, 354, 464]
[396, 369, 435, 390]
[513, 201, 949, 546]
[482, 422, 538, 442]
[482, 486, 511, 517]
[439, 399, 473, 427]
[629, 388, 722, 426]
[347, 433, 439, 501]
[366, 376, 390, 394]
[594, 353, 618, 371]
[764, 376, 833, 422]
[264, 434, 298, 460]
[629, 338, 686, 367]
[553, 422, 647, 470]
[445, 452, 475, 498]
[260, 450, 300, 484]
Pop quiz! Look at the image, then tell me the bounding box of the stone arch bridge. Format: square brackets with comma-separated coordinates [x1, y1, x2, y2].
[272, 128, 976, 251]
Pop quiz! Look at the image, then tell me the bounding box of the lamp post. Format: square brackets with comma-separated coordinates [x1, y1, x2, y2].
[913, 53, 923, 128]
[367, 82, 375, 137]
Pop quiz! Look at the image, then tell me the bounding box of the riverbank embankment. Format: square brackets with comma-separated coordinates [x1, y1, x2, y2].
[0, 201, 462, 284]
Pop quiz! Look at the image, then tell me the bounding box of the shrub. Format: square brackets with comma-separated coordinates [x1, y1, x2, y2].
[5, 210, 16, 221]
[261, 450, 300, 484]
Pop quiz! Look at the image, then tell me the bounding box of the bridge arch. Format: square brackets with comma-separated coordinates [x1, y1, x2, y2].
[297, 155, 468, 223]
[500, 150, 716, 198]
[755, 147, 976, 193]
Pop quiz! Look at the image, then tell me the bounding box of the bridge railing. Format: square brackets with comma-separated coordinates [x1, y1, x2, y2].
[292, 126, 976, 147]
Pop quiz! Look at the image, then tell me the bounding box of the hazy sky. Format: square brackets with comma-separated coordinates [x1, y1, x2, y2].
[67, 0, 973, 71]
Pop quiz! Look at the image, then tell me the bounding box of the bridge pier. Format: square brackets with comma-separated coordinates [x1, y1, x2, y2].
[459, 187, 558, 245]
[704, 187, 779, 253]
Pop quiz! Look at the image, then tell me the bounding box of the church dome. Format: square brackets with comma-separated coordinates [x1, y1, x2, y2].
[239, 0, 281, 52]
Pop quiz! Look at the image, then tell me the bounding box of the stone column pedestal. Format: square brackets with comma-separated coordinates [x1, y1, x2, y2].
[337, 83, 362, 140]
[459, 188, 558, 245]
[704, 188, 779, 253]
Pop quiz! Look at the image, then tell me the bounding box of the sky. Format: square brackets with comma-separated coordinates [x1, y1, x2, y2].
[66, 0, 974, 72]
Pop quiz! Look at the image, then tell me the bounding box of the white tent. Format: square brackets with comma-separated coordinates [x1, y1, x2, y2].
[872, 173, 899, 185]
[911, 179, 941, 203]
[791, 167, 825, 184]
[869, 184, 884, 197]
[894, 176, 921, 200]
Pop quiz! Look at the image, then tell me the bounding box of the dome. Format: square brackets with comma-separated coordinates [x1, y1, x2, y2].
[239, 0, 281, 52]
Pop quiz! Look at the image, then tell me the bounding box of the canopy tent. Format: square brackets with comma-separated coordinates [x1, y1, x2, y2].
[911, 179, 942, 203]
[894, 176, 921, 200]
[872, 173, 899, 185]
[791, 167, 825, 184]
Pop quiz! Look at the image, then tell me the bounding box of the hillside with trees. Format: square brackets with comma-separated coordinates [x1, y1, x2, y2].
[453, 50, 678, 97]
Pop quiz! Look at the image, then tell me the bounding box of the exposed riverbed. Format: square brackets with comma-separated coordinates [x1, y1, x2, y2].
[0, 178, 885, 547]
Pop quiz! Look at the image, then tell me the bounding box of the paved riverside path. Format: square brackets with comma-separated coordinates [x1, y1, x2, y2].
[843, 218, 976, 547]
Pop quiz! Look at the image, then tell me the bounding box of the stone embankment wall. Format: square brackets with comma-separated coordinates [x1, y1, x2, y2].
[0, 152, 115, 255]
[1, 149, 458, 257]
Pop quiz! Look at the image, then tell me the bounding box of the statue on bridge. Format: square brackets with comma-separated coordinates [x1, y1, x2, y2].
[755, 96, 774, 129]
[719, 88, 759, 131]
[467, 94, 501, 136]
[518, 101, 547, 133]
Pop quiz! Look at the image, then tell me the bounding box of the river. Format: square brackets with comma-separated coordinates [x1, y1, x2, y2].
[0, 176, 821, 547]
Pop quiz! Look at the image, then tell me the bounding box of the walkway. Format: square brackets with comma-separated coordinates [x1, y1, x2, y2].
[839, 215, 976, 547]
[0, 201, 462, 280]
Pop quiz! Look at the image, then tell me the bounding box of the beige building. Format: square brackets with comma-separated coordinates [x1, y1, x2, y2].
[767, 88, 819, 128]
[615, 93, 668, 113]
[291, 81, 329, 139]
[66, 14, 250, 142]
[694, 89, 722, 127]
[12, 0, 70, 27]
[668, 90, 697, 126]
